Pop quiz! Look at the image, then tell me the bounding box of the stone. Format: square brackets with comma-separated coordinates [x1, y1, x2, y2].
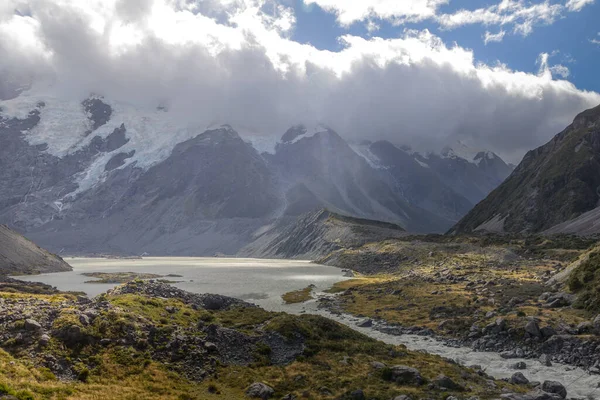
[246, 382, 274, 399]
[24, 319, 42, 333]
[38, 334, 50, 347]
[393, 396, 412, 400]
[390, 365, 424, 386]
[432, 374, 465, 391]
[204, 342, 218, 352]
[511, 362, 527, 370]
[349, 389, 365, 400]
[540, 326, 556, 339]
[576, 321, 594, 334]
[524, 320, 541, 337]
[79, 314, 90, 326]
[539, 354, 552, 367]
[541, 381, 567, 399]
[509, 372, 529, 385]
[357, 319, 373, 328]
[371, 361, 387, 370]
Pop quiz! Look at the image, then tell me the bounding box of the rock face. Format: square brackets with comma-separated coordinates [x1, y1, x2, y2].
[451, 103, 600, 234]
[0, 95, 513, 255]
[0, 225, 71, 275]
[239, 209, 406, 259]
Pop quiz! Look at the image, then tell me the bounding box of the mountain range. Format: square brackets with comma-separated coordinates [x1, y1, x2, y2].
[0, 93, 512, 255]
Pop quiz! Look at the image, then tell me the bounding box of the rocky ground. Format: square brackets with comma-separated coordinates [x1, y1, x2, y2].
[0, 278, 556, 400]
[317, 235, 600, 374]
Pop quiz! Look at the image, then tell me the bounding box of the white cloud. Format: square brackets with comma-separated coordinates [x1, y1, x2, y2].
[592, 32, 600, 45]
[537, 52, 570, 79]
[566, 0, 595, 11]
[305, 0, 595, 41]
[302, 0, 448, 26]
[484, 30, 506, 44]
[0, 0, 599, 164]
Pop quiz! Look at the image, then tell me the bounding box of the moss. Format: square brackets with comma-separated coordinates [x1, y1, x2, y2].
[569, 251, 600, 311]
[281, 286, 314, 304]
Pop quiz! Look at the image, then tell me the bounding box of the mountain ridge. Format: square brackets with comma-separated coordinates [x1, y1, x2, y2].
[451, 103, 600, 235]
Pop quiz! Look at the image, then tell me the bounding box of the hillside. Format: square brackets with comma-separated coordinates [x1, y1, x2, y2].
[0, 225, 71, 275]
[0, 280, 517, 400]
[451, 104, 600, 234]
[240, 209, 407, 259]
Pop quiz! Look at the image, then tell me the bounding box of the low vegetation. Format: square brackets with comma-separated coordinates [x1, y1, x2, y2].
[281, 286, 314, 304]
[0, 279, 517, 400]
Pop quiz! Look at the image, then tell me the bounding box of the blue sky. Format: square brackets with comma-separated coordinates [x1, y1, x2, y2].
[293, 0, 600, 92]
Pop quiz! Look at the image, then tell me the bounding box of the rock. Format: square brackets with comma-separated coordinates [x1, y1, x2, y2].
[281, 395, 296, 400]
[541, 381, 567, 399]
[246, 382, 274, 399]
[38, 333, 50, 346]
[500, 351, 518, 359]
[393, 396, 412, 400]
[24, 319, 42, 333]
[79, 314, 90, 326]
[390, 365, 424, 386]
[357, 319, 373, 328]
[204, 342, 218, 352]
[525, 320, 541, 337]
[100, 338, 112, 346]
[432, 374, 465, 391]
[511, 362, 527, 370]
[540, 326, 556, 339]
[576, 321, 594, 334]
[370, 361, 386, 370]
[593, 314, 600, 332]
[509, 372, 529, 385]
[539, 354, 552, 367]
[77, 295, 91, 304]
[349, 389, 365, 400]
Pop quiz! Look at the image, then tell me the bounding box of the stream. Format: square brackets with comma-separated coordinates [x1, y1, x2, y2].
[18, 257, 600, 399]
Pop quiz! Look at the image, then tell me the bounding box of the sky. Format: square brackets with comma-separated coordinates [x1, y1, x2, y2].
[0, 0, 599, 163]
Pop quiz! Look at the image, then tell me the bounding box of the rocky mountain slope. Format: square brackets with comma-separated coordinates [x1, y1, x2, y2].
[451, 103, 600, 234]
[0, 93, 512, 255]
[240, 209, 407, 259]
[0, 225, 71, 275]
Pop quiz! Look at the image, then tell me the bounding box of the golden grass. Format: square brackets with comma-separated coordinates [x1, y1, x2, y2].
[281, 286, 314, 304]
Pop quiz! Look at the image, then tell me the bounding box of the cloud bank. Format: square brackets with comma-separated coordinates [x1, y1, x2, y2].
[0, 0, 599, 163]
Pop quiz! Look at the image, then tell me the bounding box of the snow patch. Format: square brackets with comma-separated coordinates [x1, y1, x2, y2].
[349, 143, 384, 169]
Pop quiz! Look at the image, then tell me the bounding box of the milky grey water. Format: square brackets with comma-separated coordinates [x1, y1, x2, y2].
[17, 257, 600, 398]
[17, 257, 350, 311]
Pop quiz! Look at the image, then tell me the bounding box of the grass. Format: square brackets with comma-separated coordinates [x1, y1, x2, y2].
[568, 250, 600, 311]
[81, 272, 163, 284]
[0, 282, 520, 400]
[281, 286, 314, 304]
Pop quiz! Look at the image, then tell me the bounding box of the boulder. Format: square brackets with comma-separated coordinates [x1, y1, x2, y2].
[509, 372, 529, 385]
[432, 374, 465, 391]
[24, 319, 42, 333]
[357, 319, 373, 328]
[246, 382, 274, 399]
[524, 320, 541, 338]
[349, 389, 365, 400]
[390, 365, 424, 386]
[541, 381, 566, 399]
[371, 361, 387, 370]
[539, 354, 552, 367]
[393, 396, 412, 400]
[511, 362, 527, 370]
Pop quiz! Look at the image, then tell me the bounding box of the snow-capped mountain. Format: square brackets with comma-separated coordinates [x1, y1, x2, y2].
[0, 93, 512, 255]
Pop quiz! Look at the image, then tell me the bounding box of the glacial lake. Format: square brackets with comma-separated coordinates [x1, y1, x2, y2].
[17, 257, 350, 311]
[18, 257, 600, 398]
